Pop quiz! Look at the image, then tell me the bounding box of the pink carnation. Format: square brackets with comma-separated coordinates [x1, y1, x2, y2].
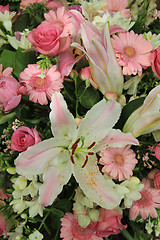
[96, 208, 127, 237]
[99, 145, 138, 181]
[111, 30, 153, 76]
[19, 64, 63, 105]
[129, 178, 160, 220]
[11, 126, 41, 151]
[60, 212, 102, 240]
[44, 7, 72, 37]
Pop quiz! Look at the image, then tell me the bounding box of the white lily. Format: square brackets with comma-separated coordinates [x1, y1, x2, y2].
[123, 85, 160, 138]
[16, 92, 138, 209]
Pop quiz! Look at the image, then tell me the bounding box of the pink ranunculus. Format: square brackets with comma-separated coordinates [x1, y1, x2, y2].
[28, 21, 71, 57]
[151, 46, 160, 79]
[0, 76, 21, 112]
[96, 208, 127, 237]
[11, 126, 42, 152]
[0, 215, 7, 236]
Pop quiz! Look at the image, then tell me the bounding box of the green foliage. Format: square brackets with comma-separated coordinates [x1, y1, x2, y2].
[0, 49, 37, 78]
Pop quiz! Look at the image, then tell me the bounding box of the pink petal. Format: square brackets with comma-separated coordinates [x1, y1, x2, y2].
[16, 138, 64, 176]
[39, 160, 72, 206]
[50, 92, 77, 138]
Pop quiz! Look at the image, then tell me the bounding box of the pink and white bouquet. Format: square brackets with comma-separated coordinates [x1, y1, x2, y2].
[0, 0, 160, 239]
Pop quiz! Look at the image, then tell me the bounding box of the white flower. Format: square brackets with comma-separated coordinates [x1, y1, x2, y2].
[120, 177, 144, 208]
[7, 35, 32, 50]
[155, 221, 160, 236]
[29, 230, 43, 240]
[77, 0, 106, 20]
[10, 197, 27, 214]
[26, 198, 44, 217]
[145, 218, 154, 234]
[0, 10, 16, 32]
[16, 92, 138, 210]
[143, 31, 160, 50]
[93, 12, 135, 32]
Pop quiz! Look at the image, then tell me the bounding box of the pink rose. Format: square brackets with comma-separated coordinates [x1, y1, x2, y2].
[151, 46, 160, 79]
[148, 168, 160, 189]
[11, 126, 41, 151]
[155, 143, 160, 160]
[28, 21, 71, 57]
[0, 76, 21, 112]
[96, 208, 127, 237]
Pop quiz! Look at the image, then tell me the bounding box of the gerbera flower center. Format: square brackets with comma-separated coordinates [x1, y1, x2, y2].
[34, 76, 46, 87]
[135, 190, 153, 208]
[124, 46, 136, 57]
[114, 154, 124, 165]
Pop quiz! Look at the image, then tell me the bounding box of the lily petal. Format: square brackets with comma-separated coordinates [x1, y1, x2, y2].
[39, 160, 72, 206]
[78, 99, 121, 146]
[50, 92, 77, 139]
[123, 85, 160, 137]
[73, 155, 121, 209]
[16, 137, 70, 177]
[95, 129, 139, 151]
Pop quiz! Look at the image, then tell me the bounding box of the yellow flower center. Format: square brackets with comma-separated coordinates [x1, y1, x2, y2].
[124, 46, 136, 57]
[35, 77, 46, 87]
[115, 154, 124, 165]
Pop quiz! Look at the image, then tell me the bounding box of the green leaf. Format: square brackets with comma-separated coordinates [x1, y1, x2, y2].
[115, 97, 145, 130]
[0, 112, 16, 125]
[79, 86, 100, 109]
[50, 208, 64, 229]
[54, 199, 72, 213]
[0, 49, 36, 78]
[13, 14, 29, 32]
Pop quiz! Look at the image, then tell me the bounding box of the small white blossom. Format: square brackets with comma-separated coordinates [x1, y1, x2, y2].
[143, 31, 160, 50]
[29, 230, 43, 240]
[7, 35, 32, 50]
[93, 12, 135, 32]
[120, 177, 144, 208]
[0, 10, 16, 32]
[145, 218, 154, 234]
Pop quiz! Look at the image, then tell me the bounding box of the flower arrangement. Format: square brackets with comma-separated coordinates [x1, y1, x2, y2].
[0, 0, 160, 239]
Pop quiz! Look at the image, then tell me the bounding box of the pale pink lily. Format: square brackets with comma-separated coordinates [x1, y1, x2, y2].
[15, 92, 138, 209]
[123, 85, 160, 138]
[72, 21, 124, 96]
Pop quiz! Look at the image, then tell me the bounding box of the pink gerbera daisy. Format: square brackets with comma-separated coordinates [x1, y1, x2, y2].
[99, 145, 138, 181]
[104, 0, 131, 18]
[60, 212, 102, 240]
[44, 7, 72, 37]
[19, 64, 63, 105]
[129, 178, 160, 220]
[111, 30, 154, 76]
